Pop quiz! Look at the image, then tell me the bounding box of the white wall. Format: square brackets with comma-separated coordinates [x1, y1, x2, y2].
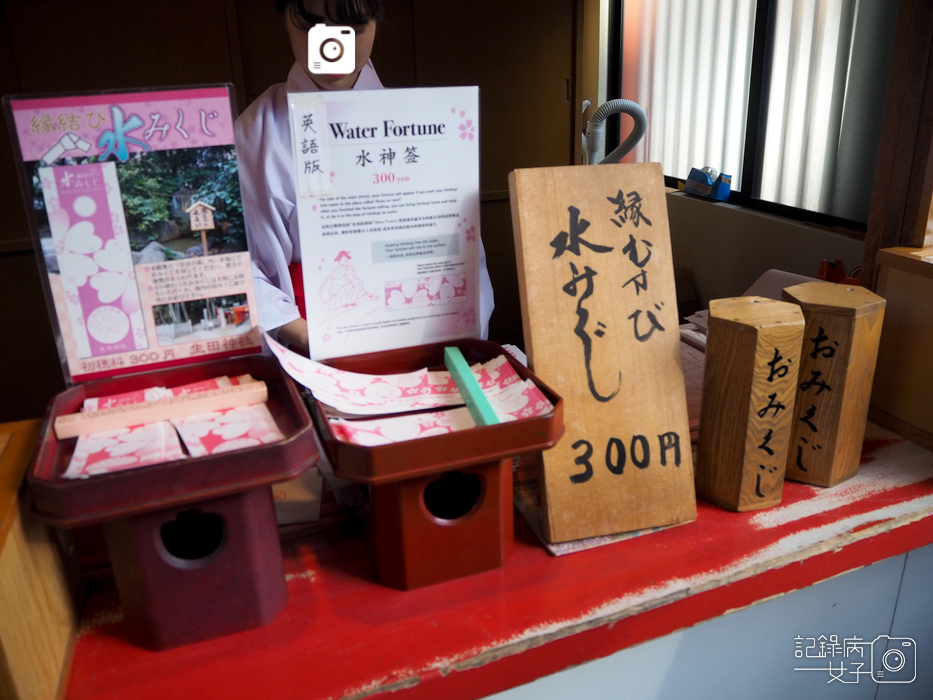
[487, 543, 933, 700]
[666, 192, 865, 309]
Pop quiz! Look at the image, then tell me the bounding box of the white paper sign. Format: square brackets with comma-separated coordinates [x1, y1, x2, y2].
[288, 87, 482, 360]
[288, 94, 330, 197]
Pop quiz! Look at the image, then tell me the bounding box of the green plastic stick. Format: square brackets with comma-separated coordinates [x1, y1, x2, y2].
[444, 346, 499, 426]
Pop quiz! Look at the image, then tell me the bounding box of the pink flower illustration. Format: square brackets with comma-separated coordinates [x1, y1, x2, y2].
[459, 119, 475, 141]
[465, 225, 476, 242]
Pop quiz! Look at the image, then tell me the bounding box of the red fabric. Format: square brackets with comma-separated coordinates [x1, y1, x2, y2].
[288, 262, 307, 320]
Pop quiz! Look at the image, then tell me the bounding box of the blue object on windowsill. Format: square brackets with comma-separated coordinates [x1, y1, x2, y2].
[683, 166, 732, 202]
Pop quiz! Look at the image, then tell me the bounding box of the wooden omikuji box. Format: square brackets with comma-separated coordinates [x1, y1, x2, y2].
[695, 297, 804, 511]
[869, 247, 933, 451]
[782, 282, 886, 487]
[1, 420, 75, 700]
[29, 355, 319, 650]
[7, 85, 321, 651]
[311, 339, 564, 590]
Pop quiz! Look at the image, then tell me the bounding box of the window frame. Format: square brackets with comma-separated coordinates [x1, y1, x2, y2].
[612, 0, 887, 237]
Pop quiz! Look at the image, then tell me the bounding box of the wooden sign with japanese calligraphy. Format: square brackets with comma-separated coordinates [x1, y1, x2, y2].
[186, 200, 216, 255]
[782, 282, 886, 487]
[695, 297, 804, 511]
[508, 163, 696, 542]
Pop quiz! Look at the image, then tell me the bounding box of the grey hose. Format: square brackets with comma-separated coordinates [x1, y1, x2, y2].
[584, 99, 648, 164]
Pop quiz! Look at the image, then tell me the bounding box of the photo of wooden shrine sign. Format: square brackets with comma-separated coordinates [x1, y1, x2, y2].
[509, 163, 696, 542]
[186, 200, 215, 255]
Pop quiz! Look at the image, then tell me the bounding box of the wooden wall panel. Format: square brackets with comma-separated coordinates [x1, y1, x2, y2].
[863, 0, 933, 285]
[411, 0, 576, 194]
[0, 252, 65, 422]
[480, 198, 523, 346]
[408, 0, 578, 347]
[5, 0, 238, 93]
[0, 4, 28, 251]
[233, 0, 295, 109]
[369, 0, 417, 88]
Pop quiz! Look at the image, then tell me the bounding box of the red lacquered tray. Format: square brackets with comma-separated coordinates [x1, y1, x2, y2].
[311, 339, 564, 485]
[29, 355, 318, 526]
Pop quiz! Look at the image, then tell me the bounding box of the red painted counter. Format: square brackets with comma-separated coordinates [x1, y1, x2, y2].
[64, 423, 933, 700]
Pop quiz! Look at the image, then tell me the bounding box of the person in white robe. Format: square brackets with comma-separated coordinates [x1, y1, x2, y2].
[235, 0, 494, 352]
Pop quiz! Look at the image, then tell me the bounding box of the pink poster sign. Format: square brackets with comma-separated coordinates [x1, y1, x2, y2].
[9, 87, 234, 164]
[5, 84, 261, 383]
